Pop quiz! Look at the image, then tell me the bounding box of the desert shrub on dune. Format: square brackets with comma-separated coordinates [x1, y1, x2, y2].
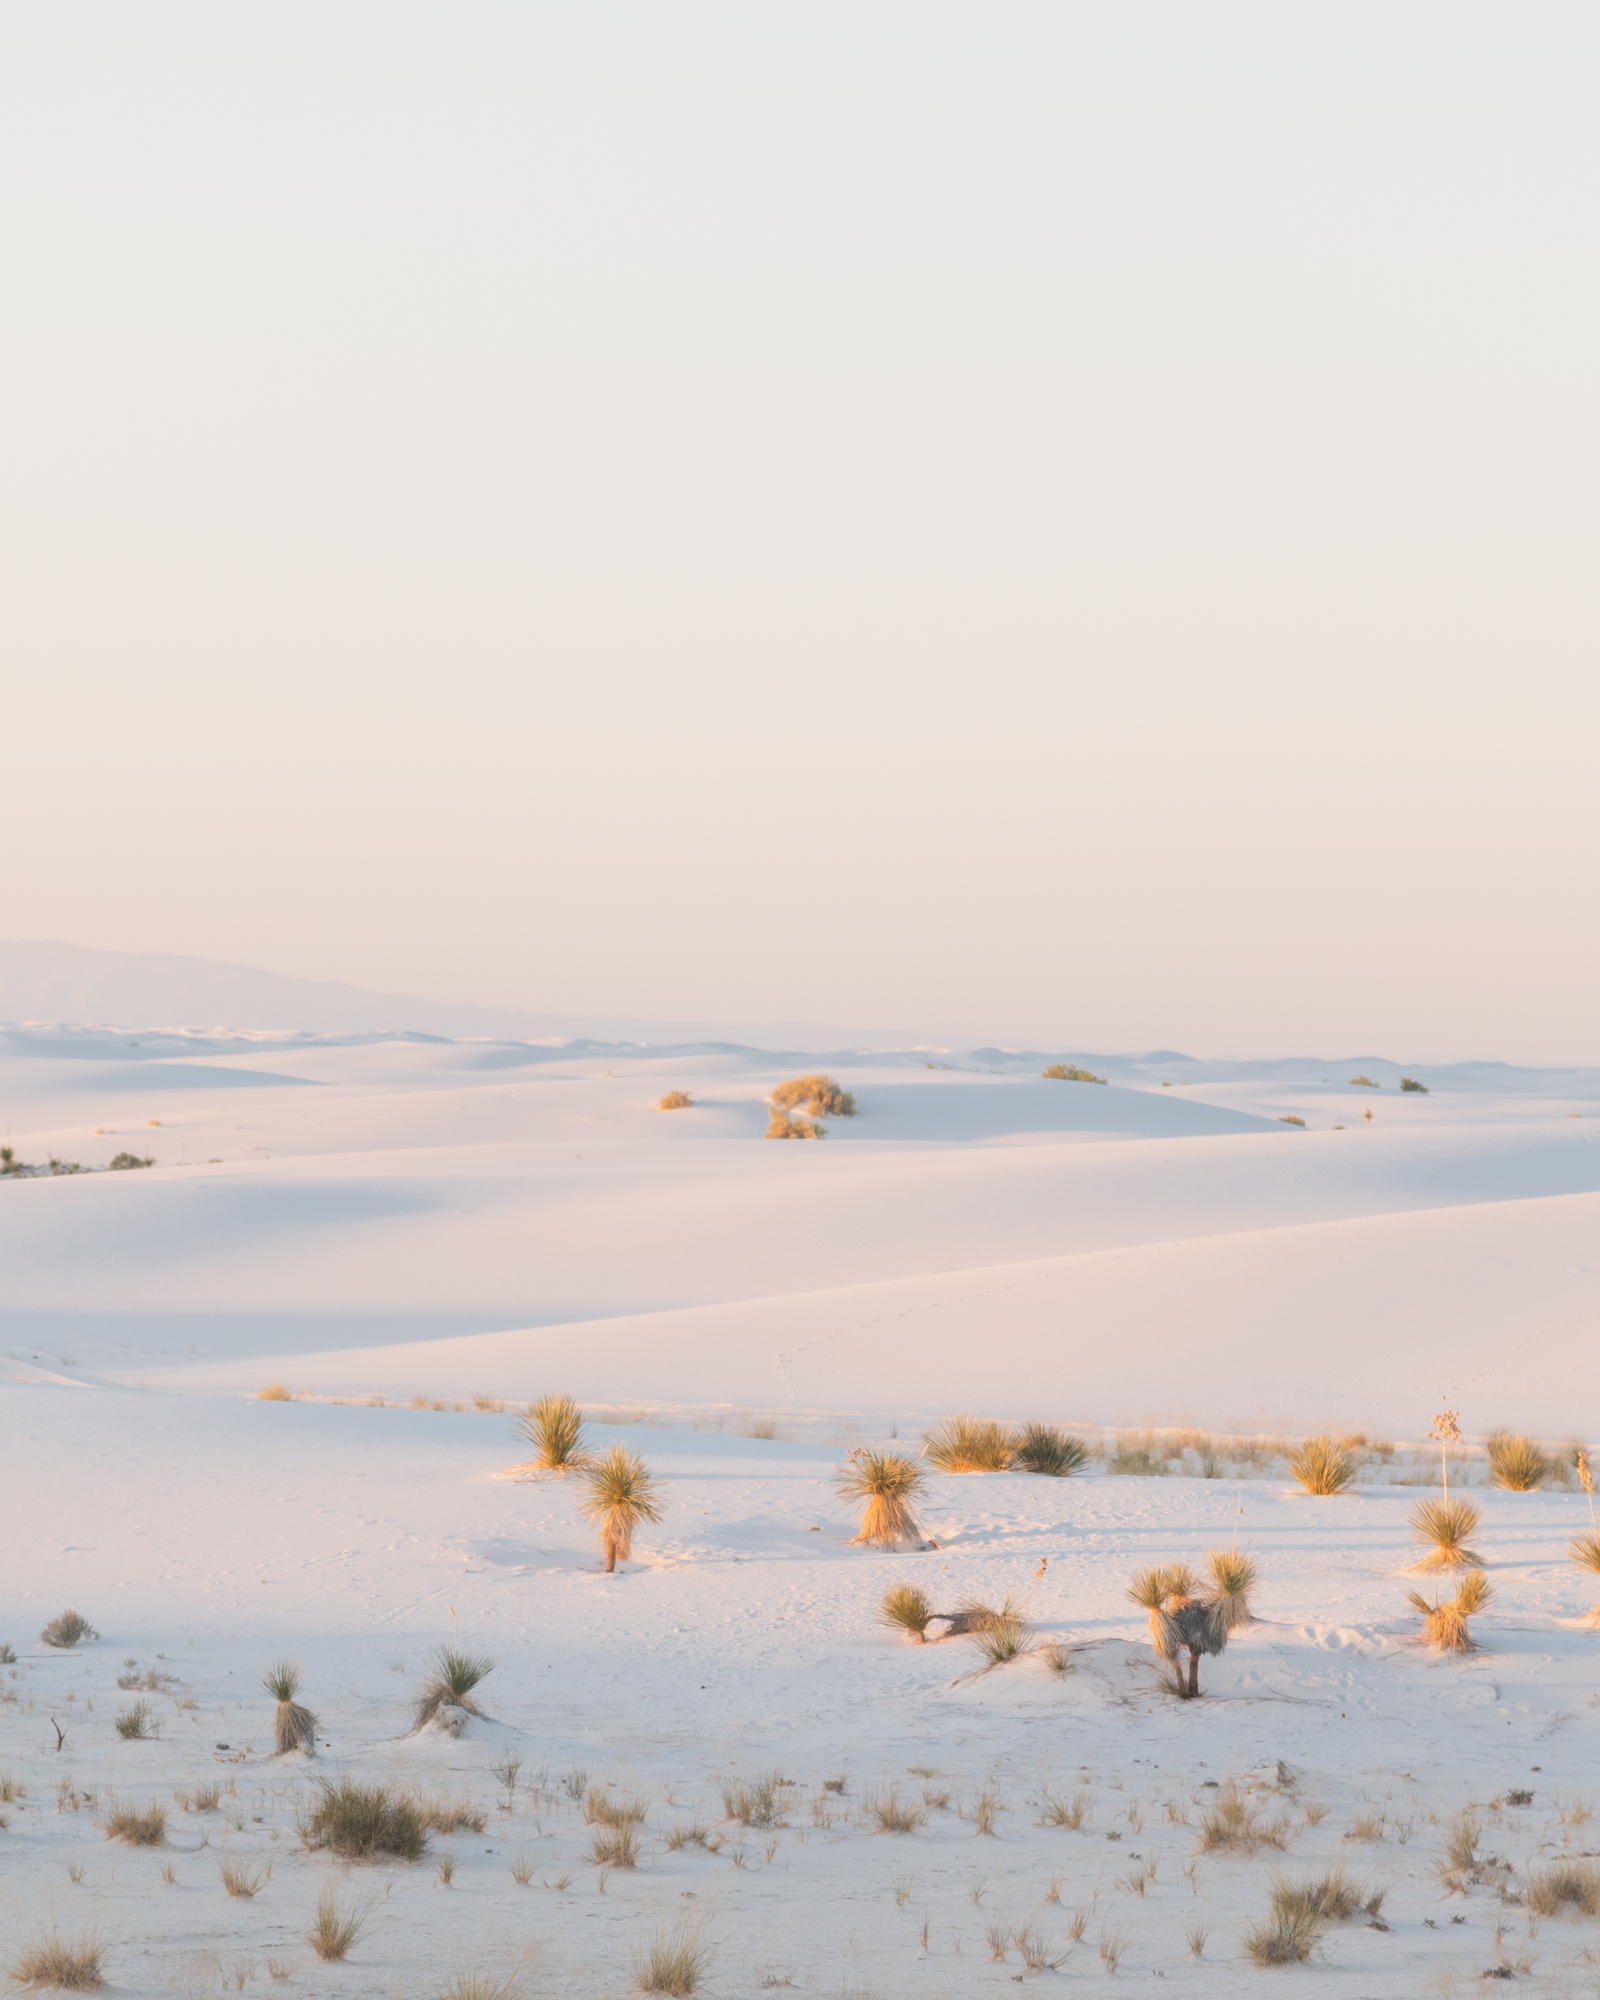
[114, 1700, 158, 1740]
[836, 1448, 928, 1549]
[968, 1601, 1034, 1667]
[765, 1108, 823, 1140]
[771, 1074, 856, 1118]
[881, 1583, 933, 1641]
[1486, 1430, 1548, 1490]
[924, 1414, 1013, 1473]
[308, 1886, 366, 1960]
[1012, 1423, 1088, 1477]
[1571, 1451, 1600, 1620]
[1129, 1557, 1254, 1698]
[633, 1915, 712, 1996]
[414, 1646, 496, 1731]
[8, 1925, 105, 1991]
[1526, 1860, 1600, 1918]
[263, 1660, 317, 1755]
[579, 1444, 663, 1572]
[258, 1383, 292, 1401]
[657, 1091, 694, 1111]
[1408, 1569, 1491, 1652]
[1409, 1495, 1482, 1572]
[1286, 1436, 1357, 1496]
[302, 1777, 427, 1861]
[515, 1394, 589, 1473]
[40, 1610, 97, 1649]
[1241, 1903, 1321, 1966]
[104, 1798, 165, 1844]
[1400, 1076, 1429, 1093]
[1042, 1063, 1106, 1084]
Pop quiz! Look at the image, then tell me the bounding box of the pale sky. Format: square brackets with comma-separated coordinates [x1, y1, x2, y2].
[2, 4, 1596, 1061]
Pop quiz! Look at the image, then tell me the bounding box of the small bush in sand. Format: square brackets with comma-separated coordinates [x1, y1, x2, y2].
[719, 1775, 790, 1827]
[1012, 1423, 1088, 1477]
[0, 1643, 14, 1664]
[114, 1701, 159, 1741]
[1486, 1431, 1548, 1490]
[969, 1602, 1034, 1668]
[1241, 1903, 1321, 1966]
[1278, 1114, 1306, 1127]
[1569, 1532, 1600, 1622]
[586, 1788, 649, 1830]
[835, 1448, 928, 1549]
[1286, 1436, 1357, 1496]
[657, 1091, 694, 1111]
[1400, 1076, 1429, 1093]
[1197, 1784, 1287, 1855]
[578, 1444, 663, 1572]
[8, 1926, 105, 1990]
[1409, 1495, 1483, 1572]
[514, 1394, 589, 1473]
[633, 1915, 712, 1996]
[414, 1646, 496, 1730]
[263, 1660, 317, 1755]
[436, 1974, 526, 2000]
[1526, 1859, 1600, 1918]
[308, 1886, 365, 1961]
[1350, 1075, 1379, 1088]
[1270, 1866, 1374, 1924]
[1408, 1569, 1491, 1652]
[771, 1074, 856, 1118]
[104, 1798, 166, 1845]
[1206, 1550, 1258, 1633]
[258, 1384, 292, 1401]
[587, 1822, 639, 1868]
[423, 1795, 488, 1834]
[107, 1151, 153, 1170]
[1040, 1787, 1091, 1829]
[924, 1414, 1014, 1473]
[220, 1851, 272, 1898]
[40, 1610, 97, 1650]
[301, 1777, 427, 1861]
[1129, 1561, 1252, 1698]
[765, 1109, 823, 1140]
[864, 1785, 926, 1834]
[1042, 1063, 1105, 1084]
[880, 1584, 933, 1641]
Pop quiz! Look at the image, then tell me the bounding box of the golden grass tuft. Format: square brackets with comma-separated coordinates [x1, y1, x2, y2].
[864, 1784, 926, 1833]
[585, 1787, 649, 1830]
[578, 1444, 663, 1572]
[514, 1394, 589, 1473]
[435, 1974, 526, 2000]
[1042, 1063, 1105, 1083]
[657, 1091, 694, 1111]
[1197, 1783, 1287, 1855]
[1285, 1436, 1357, 1496]
[765, 1108, 823, 1140]
[219, 1851, 272, 1898]
[1206, 1549, 1258, 1632]
[40, 1610, 97, 1650]
[880, 1583, 933, 1642]
[923, 1414, 1014, 1473]
[1011, 1423, 1088, 1477]
[1570, 1531, 1600, 1621]
[1040, 1786, 1091, 1829]
[104, 1797, 165, 1845]
[308, 1886, 365, 1961]
[1241, 1905, 1321, 1965]
[1409, 1494, 1483, 1571]
[633, 1915, 712, 1996]
[1487, 1430, 1548, 1490]
[968, 1601, 1033, 1667]
[423, 1794, 488, 1834]
[835, 1447, 927, 1548]
[263, 1660, 316, 1755]
[114, 1699, 159, 1740]
[8, 1926, 105, 1990]
[1525, 1859, 1600, 1918]
[258, 1383, 292, 1401]
[586, 1822, 640, 1867]
[1408, 1568, 1491, 1651]
[300, 1777, 427, 1860]
[771, 1074, 856, 1118]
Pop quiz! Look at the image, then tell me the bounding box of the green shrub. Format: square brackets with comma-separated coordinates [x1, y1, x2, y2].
[1042, 1063, 1105, 1083]
[108, 1153, 154, 1170]
[1012, 1423, 1088, 1477]
[1399, 1077, 1428, 1094]
[301, 1777, 427, 1860]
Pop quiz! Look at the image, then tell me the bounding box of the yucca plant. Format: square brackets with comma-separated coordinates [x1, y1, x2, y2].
[1486, 1430, 1548, 1491]
[1409, 1495, 1483, 1572]
[835, 1448, 928, 1549]
[1128, 1560, 1246, 1698]
[1408, 1569, 1491, 1652]
[1011, 1423, 1088, 1478]
[880, 1583, 934, 1642]
[1206, 1549, 1258, 1633]
[1286, 1436, 1357, 1496]
[514, 1394, 589, 1473]
[1571, 1450, 1600, 1622]
[578, 1444, 663, 1572]
[415, 1646, 496, 1730]
[923, 1414, 1014, 1473]
[263, 1660, 317, 1755]
[968, 1598, 1034, 1667]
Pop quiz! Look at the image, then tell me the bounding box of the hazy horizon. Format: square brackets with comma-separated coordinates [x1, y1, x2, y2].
[3, 5, 1595, 1063]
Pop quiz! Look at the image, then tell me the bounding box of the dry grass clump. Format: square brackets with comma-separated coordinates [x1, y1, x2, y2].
[514, 1394, 589, 1473]
[924, 1414, 1013, 1473]
[308, 1886, 365, 1961]
[880, 1583, 933, 1641]
[771, 1074, 856, 1118]
[1040, 1787, 1091, 1829]
[836, 1448, 928, 1548]
[1042, 1063, 1105, 1083]
[414, 1646, 496, 1731]
[40, 1610, 97, 1650]
[1285, 1436, 1357, 1496]
[1012, 1423, 1088, 1477]
[578, 1444, 663, 1572]
[864, 1784, 926, 1833]
[8, 1926, 105, 1990]
[423, 1795, 487, 1834]
[586, 1787, 649, 1830]
[1569, 1531, 1600, 1622]
[1270, 1867, 1378, 1924]
[657, 1091, 694, 1111]
[259, 1383, 292, 1401]
[1408, 1569, 1491, 1652]
[1525, 1859, 1600, 1917]
[301, 1777, 427, 1861]
[633, 1915, 712, 1996]
[114, 1699, 159, 1740]
[718, 1774, 790, 1827]
[1241, 1904, 1321, 1966]
[104, 1798, 166, 1845]
[435, 1973, 527, 2000]
[220, 1851, 272, 1898]
[263, 1660, 316, 1754]
[765, 1109, 823, 1140]
[1197, 1783, 1287, 1855]
[1487, 1431, 1548, 1490]
[1409, 1495, 1482, 1572]
[968, 1600, 1034, 1668]
[587, 1822, 640, 1867]
[1129, 1553, 1256, 1698]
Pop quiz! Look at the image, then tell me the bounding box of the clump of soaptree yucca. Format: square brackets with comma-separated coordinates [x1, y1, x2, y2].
[515, 1394, 590, 1473]
[414, 1647, 496, 1732]
[1128, 1551, 1257, 1698]
[880, 1584, 934, 1642]
[1569, 1449, 1600, 1624]
[1486, 1430, 1548, 1491]
[836, 1448, 928, 1550]
[924, 1414, 1013, 1473]
[1286, 1436, 1358, 1496]
[579, 1444, 663, 1573]
[1408, 1570, 1491, 1652]
[1012, 1423, 1088, 1477]
[263, 1660, 317, 1754]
